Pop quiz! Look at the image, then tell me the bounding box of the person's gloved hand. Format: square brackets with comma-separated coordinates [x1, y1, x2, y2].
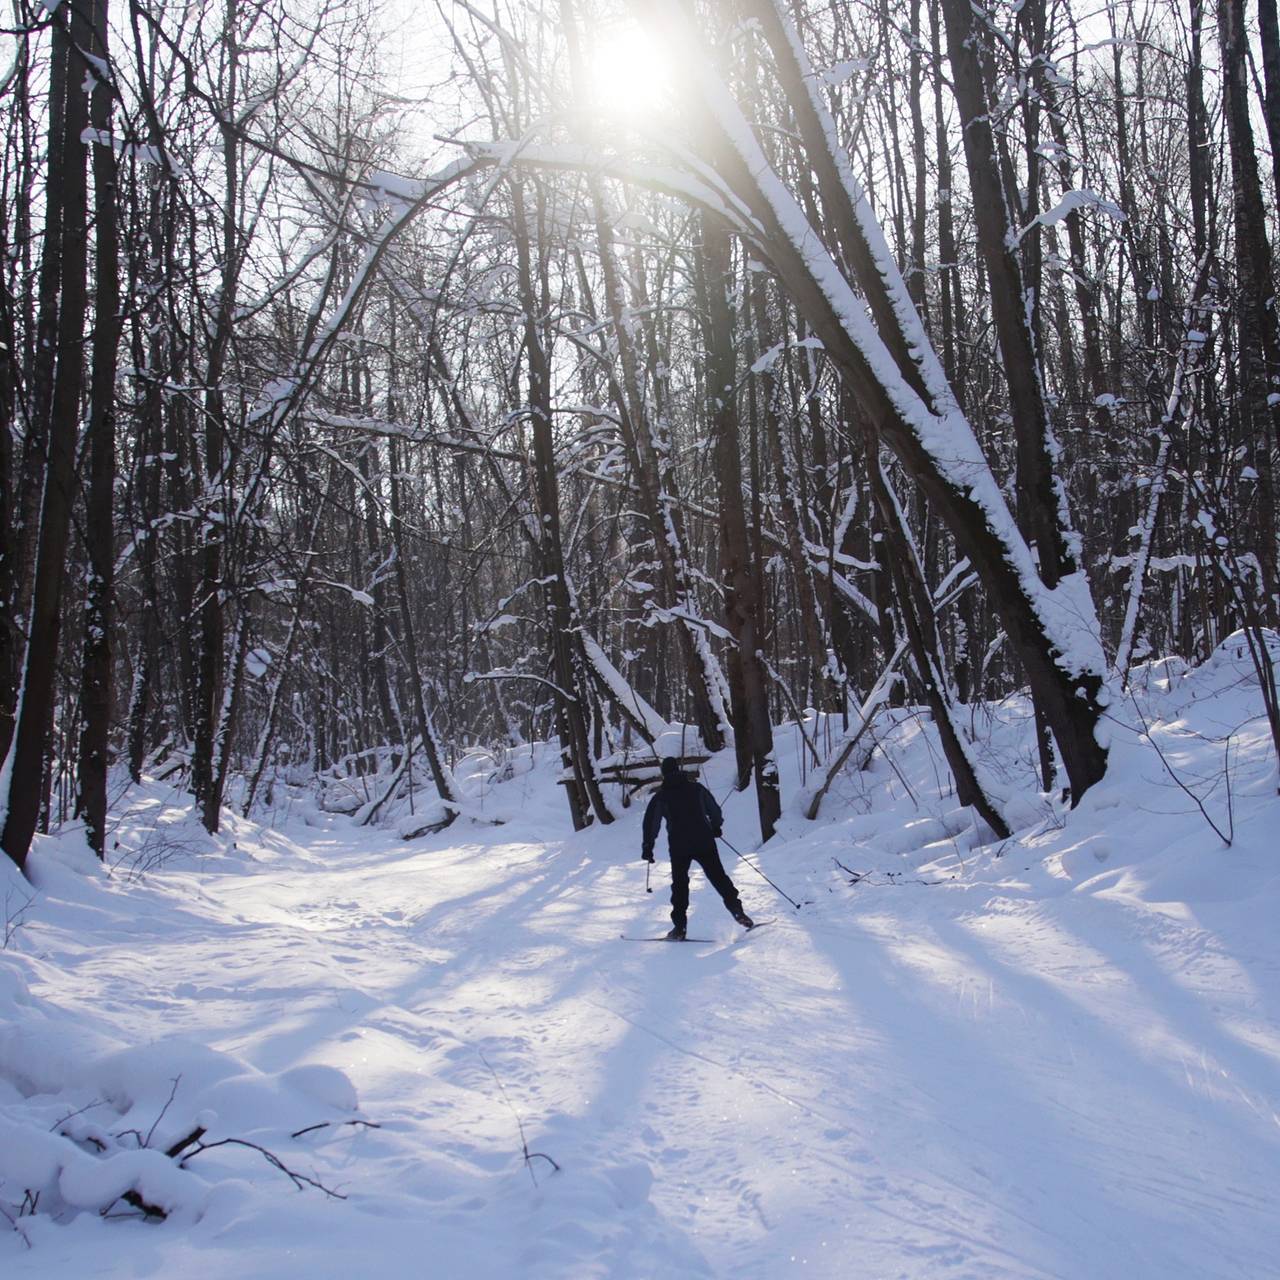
[642, 850, 655, 863]
[712, 827, 723, 838]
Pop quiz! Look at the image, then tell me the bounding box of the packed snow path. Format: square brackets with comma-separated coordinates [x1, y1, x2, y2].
[9, 759, 1280, 1278]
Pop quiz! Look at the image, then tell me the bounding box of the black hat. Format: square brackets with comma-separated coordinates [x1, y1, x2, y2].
[660, 757, 681, 780]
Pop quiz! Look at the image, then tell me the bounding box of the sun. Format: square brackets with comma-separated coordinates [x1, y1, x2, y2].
[581, 20, 675, 121]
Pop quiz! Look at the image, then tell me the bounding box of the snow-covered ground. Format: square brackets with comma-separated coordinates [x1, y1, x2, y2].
[3, 641, 1280, 1277]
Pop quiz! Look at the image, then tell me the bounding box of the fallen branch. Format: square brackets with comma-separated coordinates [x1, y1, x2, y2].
[179, 1138, 347, 1199]
[119, 1190, 166, 1219]
[165, 1126, 207, 1159]
[833, 857, 947, 887]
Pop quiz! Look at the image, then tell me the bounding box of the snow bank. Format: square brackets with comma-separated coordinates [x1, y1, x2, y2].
[1, 797, 368, 1241]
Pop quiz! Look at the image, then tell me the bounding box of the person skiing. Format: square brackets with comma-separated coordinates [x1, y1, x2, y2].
[641, 757, 753, 940]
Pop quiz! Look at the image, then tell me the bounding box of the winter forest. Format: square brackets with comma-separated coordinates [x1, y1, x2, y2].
[2, 0, 1280, 1272]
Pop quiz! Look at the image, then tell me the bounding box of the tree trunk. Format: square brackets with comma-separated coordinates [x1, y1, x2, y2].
[204, 608, 250, 831]
[76, 0, 122, 857]
[750, 275, 835, 713]
[1, 6, 91, 871]
[939, 0, 1082, 591]
[386, 438, 463, 825]
[558, 7, 730, 751]
[867, 452, 1010, 836]
[191, 0, 243, 829]
[592, 210, 730, 750]
[700, 214, 781, 842]
[1255, 0, 1280, 200]
[512, 178, 614, 829]
[1218, 0, 1280, 618]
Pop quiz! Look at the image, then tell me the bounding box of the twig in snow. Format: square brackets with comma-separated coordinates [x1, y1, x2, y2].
[477, 1049, 561, 1188]
[1224, 736, 1236, 845]
[51, 1097, 107, 1133]
[119, 1189, 167, 1219]
[144, 1076, 181, 1149]
[290, 1118, 382, 1139]
[833, 857, 946, 887]
[179, 1137, 347, 1198]
[865, 724, 919, 807]
[1122, 696, 1233, 846]
[3, 885, 34, 949]
[0, 1199, 33, 1249]
[833, 857, 868, 885]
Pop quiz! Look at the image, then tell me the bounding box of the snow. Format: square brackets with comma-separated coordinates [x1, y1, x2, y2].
[820, 58, 869, 85]
[79, 129, 185, 176]
[1025, 189, 1126, 236]
[580, 634, 670, 743]
[244, 648, 272, 679]
[3, 643, 1280, 1274]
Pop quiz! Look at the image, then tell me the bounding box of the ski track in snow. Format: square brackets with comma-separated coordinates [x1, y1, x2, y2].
[5, 657, 1280, 1277]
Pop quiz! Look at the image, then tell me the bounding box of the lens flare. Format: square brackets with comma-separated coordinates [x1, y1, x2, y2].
[583, 22, 674, 121]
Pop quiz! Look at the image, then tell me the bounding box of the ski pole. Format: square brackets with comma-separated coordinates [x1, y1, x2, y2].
[717, 835, 803, 911]
[646, 860, 653, 893]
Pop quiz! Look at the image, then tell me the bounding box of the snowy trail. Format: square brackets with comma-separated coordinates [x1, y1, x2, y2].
[11, 758, 1280, 1280]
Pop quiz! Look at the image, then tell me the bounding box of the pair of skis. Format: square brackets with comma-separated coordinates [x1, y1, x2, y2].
[620, 920, 774, 943]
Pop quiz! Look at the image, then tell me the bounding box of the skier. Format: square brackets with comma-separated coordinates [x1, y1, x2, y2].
[641, 757, 754, 940]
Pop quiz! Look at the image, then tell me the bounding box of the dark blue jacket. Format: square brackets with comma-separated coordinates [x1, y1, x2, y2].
[642, 773, 723, 859]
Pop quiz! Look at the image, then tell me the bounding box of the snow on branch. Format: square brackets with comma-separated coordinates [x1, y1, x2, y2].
[1020, 188, 1125, 240]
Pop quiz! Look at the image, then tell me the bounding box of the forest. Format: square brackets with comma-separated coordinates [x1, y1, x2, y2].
[2, 0, 1278, 871]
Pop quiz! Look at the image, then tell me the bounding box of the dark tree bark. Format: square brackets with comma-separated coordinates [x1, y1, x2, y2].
[511, 177, 613, 829]
[929, 0, 963, 390]
[0, 197, 16, 764]
[866, 448, 1011, 837]
[1, 4, 92, 870]
[1256, 0, 1280, 201]
[125, 260, 166, 785]
[76, 0, 123, 857]
[700, 214, 781, 842]
[1218, 0, 1280, 617]
[386, 439, 463, 826]
[939, 0, 1082, 592]
[191, 0, 244, 831]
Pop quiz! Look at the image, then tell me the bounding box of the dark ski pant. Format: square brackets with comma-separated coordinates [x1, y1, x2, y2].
[670, 843, 743, 929]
